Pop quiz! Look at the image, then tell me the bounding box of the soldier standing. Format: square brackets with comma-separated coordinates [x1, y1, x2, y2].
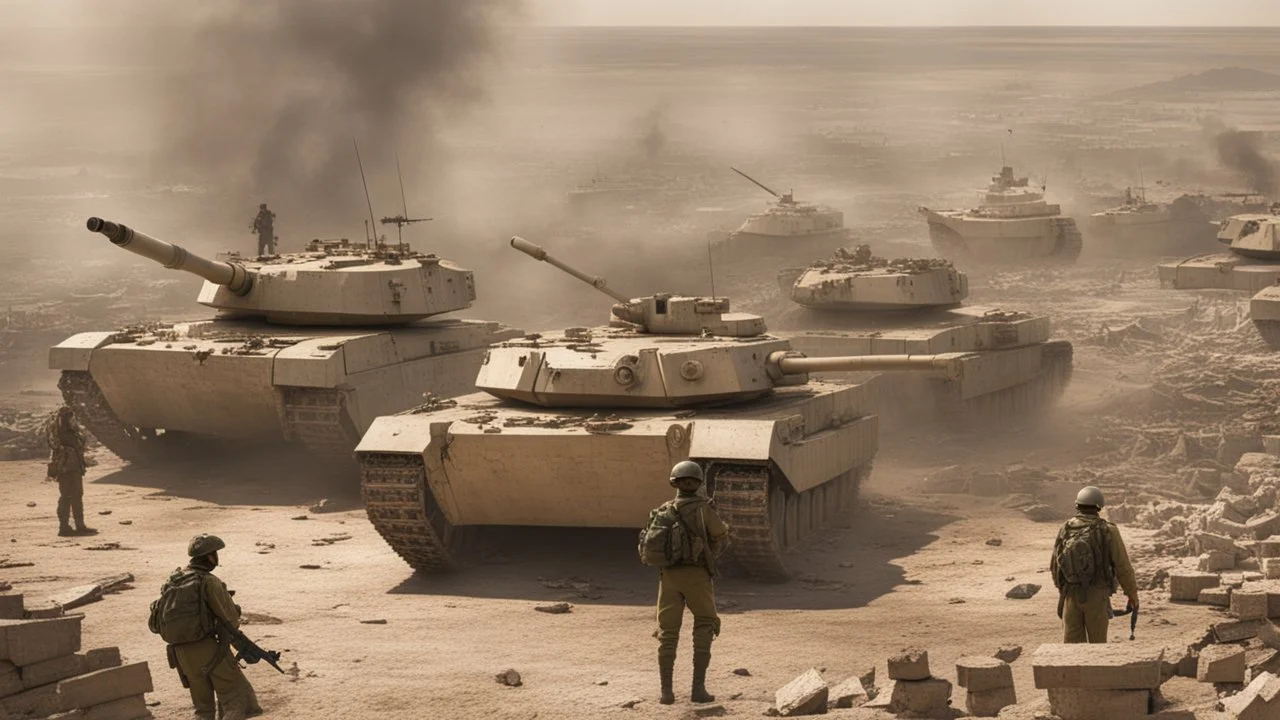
[250, 203, 276, 255]
[46, 406, 95, 537]
[152, 534, 262, 720]
[642, 461, 730, 705]
[1050, 486, 1139, 643]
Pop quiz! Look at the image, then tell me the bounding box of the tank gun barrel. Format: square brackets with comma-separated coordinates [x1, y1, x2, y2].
[730, 167, 781, 199]
[87, 217, 254, 296]
[510, 236, 630, 303]
[769, 351, 962, 380]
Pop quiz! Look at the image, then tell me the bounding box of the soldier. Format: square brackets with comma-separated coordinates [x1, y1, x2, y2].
[250, 203, 276, 255]
[157, 534, 262, 720]
[46, 406, 95, 537]
[1049, 486, 1139, 644]
[648, 461, 730, 705]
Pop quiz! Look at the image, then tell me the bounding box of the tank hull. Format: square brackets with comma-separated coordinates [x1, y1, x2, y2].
[922, 210, 1081, 262]
[1156, 253, 1280, 348]
[357, 381, 879, 580]
[1088, 213, 1218, 257]
[712, 228, 854, 261]
[50, 318, 521, 459]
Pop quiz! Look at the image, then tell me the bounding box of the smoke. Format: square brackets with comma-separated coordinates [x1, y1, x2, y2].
[145, 1, 522, 230]
[1203, 117, 1276, 196]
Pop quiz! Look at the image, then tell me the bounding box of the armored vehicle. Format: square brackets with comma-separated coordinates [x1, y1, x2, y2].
[1088, 188, 1223, 256]
[775, 246, 1073, 424]
[710, 167, 852, 259]
[1157, 208, 1280, 346]
[49, 217, 519, 460]
[919, 165, 1082, 262]
[357, 237, 1011, 581]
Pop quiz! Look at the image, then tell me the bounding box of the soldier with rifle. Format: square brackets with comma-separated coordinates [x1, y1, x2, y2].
[250, 203, 276, 256]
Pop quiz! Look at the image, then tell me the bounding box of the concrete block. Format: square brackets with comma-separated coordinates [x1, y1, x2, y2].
[1046, 688, 1149, 720]
[1248, 511, 1280, 539]
[56, 662, 153, 711]
[827, 675, 868, 709]
[85, 648, 121, 673]
[24, 602, 66, 619]
[1233, 589, 1270, 620]
[1200, 550, 1236, 572]
[1223, 670, 1280, 720]
[84, 694, 150, 720]
[888, 648, 930, 681]
[20, 652, 89, 690]
[0, 616, 82, 666]
[1031, 644, 1163, 690]
[0, 682, 61, 717]
[1196, 644, 1246, 683]
[1258, 540, 1280, 559]
[1215, 619, 1263, 643]
[0, 595, 22, 620]
[1201, 587, 1232, 606]
[965, 685, 1016, 717]
[955, 655, 1014, 692]
[0, 660, 21, 698]
[1263, 558, 1280, 580]
[1269, 590, 1280, 619]
[1170, 572, 1220, 601]
[774, 668, 827, 716]
[888, 677, 951, 718]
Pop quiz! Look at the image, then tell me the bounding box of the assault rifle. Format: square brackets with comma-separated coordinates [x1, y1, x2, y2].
[1109, 605, 1139, 641]
[217, 619, 285, 673]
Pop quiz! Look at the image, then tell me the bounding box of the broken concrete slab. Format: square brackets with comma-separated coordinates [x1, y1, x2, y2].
[1196, 644, 1246, 683]
[966, 685, 1016, 717]
[1031, 644, 1163, 690]
[1169, 572, 1221, 601]
[1233, 589, 1270, 620]
[1046, 687, 1149, 720]
[888, 677, 952, 718]
[1199, 550, 1236, 572]
[888, 648, 930, 681]
[994, 645, 1022, 663]
[0, 616, 82, 666]
[774, 668, 827, 716]
[84, 648, 121, 673]
[1201, 587, 1232, 607]
[56, 662, 153, 710]
[0, 681, 61, 717]
[19, 652, 89, 690]
[1223, 670, 1280, 720]
[955, 655, 1014, 692]
[827, 675, 868, 710]
[1214, 619, 1263, 643]
[81, 694, 148, 720]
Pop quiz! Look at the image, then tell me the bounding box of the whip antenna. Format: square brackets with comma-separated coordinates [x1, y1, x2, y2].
[353, 138, 379, 248]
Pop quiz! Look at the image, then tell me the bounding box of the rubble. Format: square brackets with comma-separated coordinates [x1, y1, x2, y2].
[773, 668, 827, 716]
[888, 648, 930, 681]
[1005, 583, 1041, 600]
[1033, 644, 1164, 719]
[494, 669, 522, 687]
[534, 603, 572, 614]
[1223, 671, 1280, 719]
[1170, 572, 1220, 601]
[827, 675, 868, 709]
[957, 656, 1016, 717]
[1197, 644, 1246, 683]
[994, 645, 1023, 663]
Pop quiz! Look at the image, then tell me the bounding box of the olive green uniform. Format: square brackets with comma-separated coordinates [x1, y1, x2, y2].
[45, 411, 88, 533]
[655, 493, 730, 661]
[171, 561, 261, 720]
[1051, 515, 1138, 644]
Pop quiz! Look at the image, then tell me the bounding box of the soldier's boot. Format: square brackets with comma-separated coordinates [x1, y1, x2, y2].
[70, 497, 97, 536]
[658, 653, 676, 705]
[691, 652, 715, 704]
[56, 496, 74, 537]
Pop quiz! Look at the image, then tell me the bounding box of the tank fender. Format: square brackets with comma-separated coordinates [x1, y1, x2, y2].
[49, 331, 118, 371]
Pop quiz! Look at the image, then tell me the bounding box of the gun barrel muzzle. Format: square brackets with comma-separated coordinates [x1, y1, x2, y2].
[87, 217, 254, 296]
[509, 235, 630, 303]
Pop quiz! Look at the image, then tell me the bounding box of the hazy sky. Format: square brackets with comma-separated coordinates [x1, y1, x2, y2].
[532, 0, 1280, 26]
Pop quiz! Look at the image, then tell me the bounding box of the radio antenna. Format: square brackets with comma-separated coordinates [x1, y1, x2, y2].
[353, 138, 379, 248]
[706, 237, 717, 300]
[380, 150, 432, 246]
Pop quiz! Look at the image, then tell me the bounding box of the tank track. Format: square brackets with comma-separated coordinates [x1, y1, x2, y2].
[58, 370, 153, 462]
[937, 340, 1073, 426]
[360, 452, 474, 574]
[1050, 218, 1083, 262]
[1254, 320, 1280, 349]
[281, 388, 360, 458]
[708, 462, 867, 582]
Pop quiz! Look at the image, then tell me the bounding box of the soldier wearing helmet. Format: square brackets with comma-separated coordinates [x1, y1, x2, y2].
[649, 460, 730, 705]
[250, 203, 276, 256]
[46, 406, 94, 537]
[1049, 486, 1139, 643]
[164, 534, 262, 719]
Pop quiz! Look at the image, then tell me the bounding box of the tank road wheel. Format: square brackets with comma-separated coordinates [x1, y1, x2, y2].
[1253, 320, 1280, 349]
[709, 463, 869, 582]
[360, 453, 475, 574]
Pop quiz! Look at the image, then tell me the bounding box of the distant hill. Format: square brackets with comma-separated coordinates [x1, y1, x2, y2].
[1116, 67, 1280, 98]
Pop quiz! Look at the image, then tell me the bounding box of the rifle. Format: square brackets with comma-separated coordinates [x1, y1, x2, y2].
[1109, 605, 1139, 641]
[216, 619, 285, 673]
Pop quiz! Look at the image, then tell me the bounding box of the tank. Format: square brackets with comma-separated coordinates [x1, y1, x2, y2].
[1157, 207, 1280, 347]
[1088, 188, 1221, 256]
[709, 167, 852, 259]
[774, 245, 1072, 424]
[357, 236, 1014, 581]
[919, 165, 1082, 262]
[49, 218, 521, 460]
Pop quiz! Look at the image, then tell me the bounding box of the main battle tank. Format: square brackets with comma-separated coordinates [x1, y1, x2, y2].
[1157, 207, 1280, 346]
[357, 237, 1010, 581]
[919, 165, 1082, 262]
[774, 246, 1073, 424]
[709, 167, 852, 259]
[1088, 188, 1222, 256]
[50, 218, 520, 460]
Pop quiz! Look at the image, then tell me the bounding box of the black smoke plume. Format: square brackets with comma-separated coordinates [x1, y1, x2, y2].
[1206, 120, 1277, 196]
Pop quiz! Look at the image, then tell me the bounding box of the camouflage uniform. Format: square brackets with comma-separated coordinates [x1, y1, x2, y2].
[654, 487, 729, 704]
[170, 537, 262, 720]
[46, 407, 91, 536]
[1051, 513, 1138, 644]
[251, 205, 275, 256]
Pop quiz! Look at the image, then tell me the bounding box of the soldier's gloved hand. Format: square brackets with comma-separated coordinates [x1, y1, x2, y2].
[1126, 596, 1139, 613]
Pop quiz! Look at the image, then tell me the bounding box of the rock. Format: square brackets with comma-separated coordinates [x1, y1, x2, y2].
[732, 668, 751, 676]
[692, 703, 726, 717]
[1021, 504, 1060, 522]
[986, 538, 1003, 547]
[1222, 670, 1280, 720]
[290, 515, 308, 521]
[1196, 644, 1246, 683]
[309, 498, 329, 514]
[495, 668, 522, 687]
[593, 679, 608, 686]
[619, 697, 642, 709]
[827, 675, 869, 709]
[1005, 583, 1041, 600]
[888, 649, 930, 681]
[774, 668, 827, 716]
[358, 619, 387, 625]
[888, 677, 952, 718]
[534, 602, 572, 614]
[994, 645, 1023, 663]
[858, 666, 877, 699]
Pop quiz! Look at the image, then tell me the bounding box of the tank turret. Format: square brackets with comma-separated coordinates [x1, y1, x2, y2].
[1216, 210, 1280, 260]
[87, 217, 477, 325]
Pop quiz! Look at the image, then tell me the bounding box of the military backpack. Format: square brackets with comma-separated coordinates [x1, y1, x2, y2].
[148, 568, 212, 645]
[1052, 516, 1113, 591]
[638, 500, 707, 568]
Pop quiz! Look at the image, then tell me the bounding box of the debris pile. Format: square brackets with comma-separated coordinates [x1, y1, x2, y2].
[864, 649, 952, 718]
[0, 591, 153, 719]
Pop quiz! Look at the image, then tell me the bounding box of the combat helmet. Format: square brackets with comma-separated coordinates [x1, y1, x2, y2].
[188, 533, 225, 557]
[1075, 486, 1105, 509]
[669, 460, 704, 486]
